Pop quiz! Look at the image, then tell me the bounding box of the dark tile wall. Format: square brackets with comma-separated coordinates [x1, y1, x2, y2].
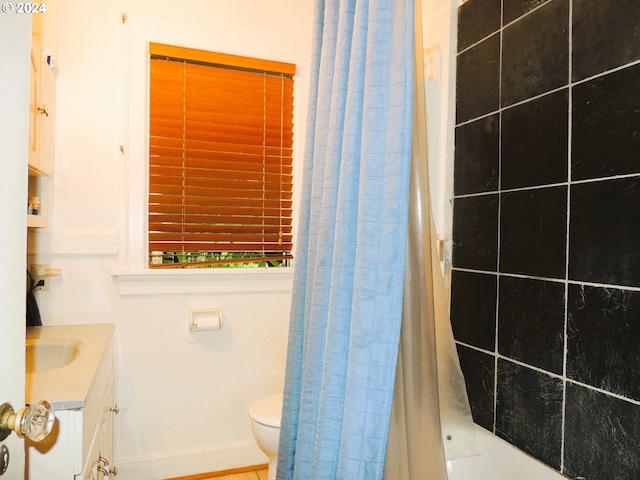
[496, 359, 564, 469]
[452, 0, 640, 478]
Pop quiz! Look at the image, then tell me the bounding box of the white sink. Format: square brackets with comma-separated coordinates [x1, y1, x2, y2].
[26, 338, 80, 373]
[26, 324, 114, 410]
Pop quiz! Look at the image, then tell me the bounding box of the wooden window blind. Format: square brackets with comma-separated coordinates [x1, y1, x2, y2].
[148, 43, 295, 268]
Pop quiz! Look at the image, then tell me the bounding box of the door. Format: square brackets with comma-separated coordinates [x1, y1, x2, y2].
[0, 14, 33, 479]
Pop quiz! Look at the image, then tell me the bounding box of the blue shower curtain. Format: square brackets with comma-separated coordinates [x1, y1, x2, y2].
[277, 1, 414, 478]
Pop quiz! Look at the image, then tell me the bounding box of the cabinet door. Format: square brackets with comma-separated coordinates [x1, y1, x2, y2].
[26, 409, 80, 479]
[28, 45, 40, 168]
[98, 377, 114, 478]
[28, 46, 55, 176]
[37, 59, 55, 175]
[78, 373, 114, 480]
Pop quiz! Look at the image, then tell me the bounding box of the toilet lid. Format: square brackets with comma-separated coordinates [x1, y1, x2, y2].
[249, 393, 283, 428]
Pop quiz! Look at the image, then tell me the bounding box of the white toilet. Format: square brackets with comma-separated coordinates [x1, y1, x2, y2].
[248, 393, 283, 480]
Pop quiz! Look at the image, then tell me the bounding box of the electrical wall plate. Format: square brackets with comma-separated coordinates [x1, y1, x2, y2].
[30, 264, 49, 291]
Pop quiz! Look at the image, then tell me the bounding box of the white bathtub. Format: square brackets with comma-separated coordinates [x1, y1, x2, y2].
[446, 426, 568, 480]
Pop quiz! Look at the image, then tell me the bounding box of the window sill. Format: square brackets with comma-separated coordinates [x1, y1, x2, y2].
[111, 267, 294, 296]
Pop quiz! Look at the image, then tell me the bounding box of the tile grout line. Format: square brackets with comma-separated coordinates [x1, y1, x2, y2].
[491, 0, 505, 437]
[560, 0, 574, 473]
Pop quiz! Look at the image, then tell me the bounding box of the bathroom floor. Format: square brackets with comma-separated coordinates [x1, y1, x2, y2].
[167, 466, 267, 480]
[202, 469, 267, 480]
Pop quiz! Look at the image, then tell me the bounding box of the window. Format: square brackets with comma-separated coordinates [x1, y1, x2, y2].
[148, 43, 295, 268]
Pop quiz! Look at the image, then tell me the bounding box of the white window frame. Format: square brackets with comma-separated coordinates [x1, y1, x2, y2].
[112, 14, 307, 294]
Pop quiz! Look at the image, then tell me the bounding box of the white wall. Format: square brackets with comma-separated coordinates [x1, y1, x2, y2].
[29, 1, 313, 478]
[26, 0, 458, 478]
[422, 0, 460, 266]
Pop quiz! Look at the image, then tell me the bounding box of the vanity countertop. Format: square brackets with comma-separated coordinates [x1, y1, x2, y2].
[26, 323, 114, 410]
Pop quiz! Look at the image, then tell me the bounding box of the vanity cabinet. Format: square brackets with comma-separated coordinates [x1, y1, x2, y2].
[27, 43, 55, 228]
[26, 324, 116, 479]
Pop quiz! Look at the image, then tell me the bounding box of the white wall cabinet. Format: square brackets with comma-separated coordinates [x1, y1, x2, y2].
[29, 45, 55, 176]
[28, 44, 55, 228]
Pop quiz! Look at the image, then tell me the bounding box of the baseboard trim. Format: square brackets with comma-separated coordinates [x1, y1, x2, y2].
[115, 441, 267, 480]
